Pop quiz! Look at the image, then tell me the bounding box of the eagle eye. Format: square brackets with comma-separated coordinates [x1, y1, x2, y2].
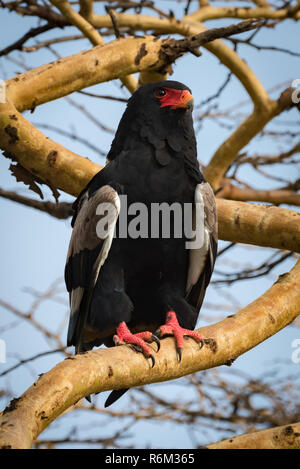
[155, 88, 166, 98]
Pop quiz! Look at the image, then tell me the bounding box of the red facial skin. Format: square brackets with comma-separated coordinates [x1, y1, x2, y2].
[155, 88, 194, 109]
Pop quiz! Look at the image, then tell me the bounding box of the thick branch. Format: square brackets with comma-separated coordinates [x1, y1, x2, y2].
[217, 198, 300, 253]
[0, 100, 99, 196]
[49, 0, 138, 93]
[187, 5, 300, 22]
[5, 19, 269, 112]
[208, 422, 300, 449]
[1, 258, 300, 449]
[1, 7, 291, 106]
[87, 12, 270, 107]
[5, 36, 163, 111]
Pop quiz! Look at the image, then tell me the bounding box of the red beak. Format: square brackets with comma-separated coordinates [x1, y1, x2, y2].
[160, 88, 194, 110]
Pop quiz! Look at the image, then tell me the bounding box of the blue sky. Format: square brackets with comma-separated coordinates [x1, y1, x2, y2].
[0, 1, 299, 448]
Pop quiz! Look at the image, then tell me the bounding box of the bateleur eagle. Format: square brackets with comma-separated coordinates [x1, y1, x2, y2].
[65, 81, 218, 407]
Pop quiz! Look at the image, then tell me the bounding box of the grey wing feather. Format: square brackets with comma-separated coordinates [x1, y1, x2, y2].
[65, 185, 120, 352]
[186, 182, 218, 311]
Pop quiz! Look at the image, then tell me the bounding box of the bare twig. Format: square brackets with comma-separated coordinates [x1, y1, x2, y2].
[0, 188, 73, 219]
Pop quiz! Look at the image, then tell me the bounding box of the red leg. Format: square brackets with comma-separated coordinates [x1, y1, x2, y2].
[113, 322, 160, 367]
[156, 311, 204, 361]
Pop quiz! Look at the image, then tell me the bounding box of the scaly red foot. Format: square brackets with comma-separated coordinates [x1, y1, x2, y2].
[156, 311, 204, 362]
[113, 321, 160, 367]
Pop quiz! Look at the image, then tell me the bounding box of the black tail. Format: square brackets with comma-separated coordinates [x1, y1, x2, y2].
[105, 388, 129, 407]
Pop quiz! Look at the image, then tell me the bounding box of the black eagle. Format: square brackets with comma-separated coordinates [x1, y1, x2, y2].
[65, 81, 218, 407]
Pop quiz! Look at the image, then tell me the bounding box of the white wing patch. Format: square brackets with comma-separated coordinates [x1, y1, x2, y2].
[69, 286, 85, 318]
[92, 192, 120, 289]
[186, 184, 210, 295]
[67, 186, 120, 344]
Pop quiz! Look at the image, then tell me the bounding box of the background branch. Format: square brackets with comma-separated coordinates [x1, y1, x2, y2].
[208, 422, 300, 449]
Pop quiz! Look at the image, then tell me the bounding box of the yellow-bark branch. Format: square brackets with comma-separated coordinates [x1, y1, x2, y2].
[186, 5, 300, 22]
[203, 88, 296, 190]
[1, 258, 299, 449]
[2, 25, 279, 192]
[3, 15, 279, 191]
[2, 19, 277, 194]
[50, 0, 105, 47]
[5, 36, 163, 112]
[5, 19, 269, 111]
[218, 179, 300, 207]
[0, 100, 99, 196]
[49, 0, 138, 93]
[217, 199, 300, 253]
[2, 12, 276, 191]
[208, 422, 300, 449]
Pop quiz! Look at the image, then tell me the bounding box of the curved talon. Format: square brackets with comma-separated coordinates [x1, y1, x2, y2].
[199, 339, 204, 350]
[177, 347, 183, 362]
[131, 345, 155, 367]
[149, 354, 155, 368]
[130, 344, 142, 353]
[113, 335, 122, 346]
[151, 334, 161, 352]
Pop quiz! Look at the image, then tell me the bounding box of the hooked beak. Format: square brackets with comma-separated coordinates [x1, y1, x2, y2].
[175, 90, 194, 110]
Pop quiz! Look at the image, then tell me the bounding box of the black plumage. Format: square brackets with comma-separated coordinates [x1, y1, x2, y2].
[65, 81, 218, 406]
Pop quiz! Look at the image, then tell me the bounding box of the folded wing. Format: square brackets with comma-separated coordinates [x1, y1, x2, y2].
[186, 182, 218, 311]
[65, 184, 120, 353]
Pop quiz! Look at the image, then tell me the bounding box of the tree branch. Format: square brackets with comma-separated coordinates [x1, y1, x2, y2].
[0, 100, 100, 196]
[217, 198, 300, 253]
[0, 23, 58, 57]
[208, 422, 300, 449]
[187, 5, 300, 22]
[0, 188, 73, 219]
[218, 179, 300, 207]
[1, 257, 300, 449]
[79, 11, 273, 106]
[2, 15, 276, 190]
[4, 19, 269, 112]
[49, 0, 138, 93]
[5, 35, 163, 111]
[204, 87, 299, 189]
[161, 19, 264, 61]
